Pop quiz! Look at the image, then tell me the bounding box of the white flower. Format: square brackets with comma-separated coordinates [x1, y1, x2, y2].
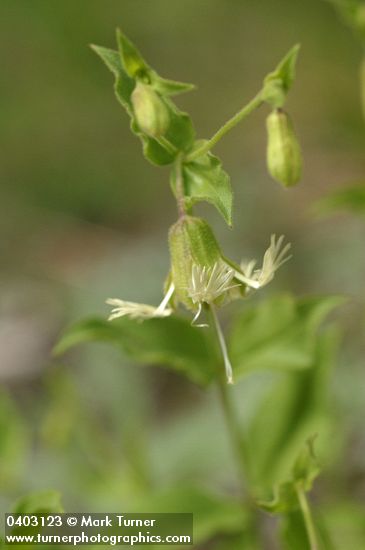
[107, 283, 174, 321]
[236, 235, 291, 290]
[188, 262, 237, 305]
[188, 262, 237, 385]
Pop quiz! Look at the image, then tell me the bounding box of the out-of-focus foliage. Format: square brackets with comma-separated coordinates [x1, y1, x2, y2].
[0, 392, 27, 489]
[54, 316, 219, 386]
[230, 294, 343, 377]
[245, 328, 338, 491]
[314, 181, 365, 216]
[327, 0, 365, 41]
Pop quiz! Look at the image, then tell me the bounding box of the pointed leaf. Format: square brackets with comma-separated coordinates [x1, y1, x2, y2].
[116, 28, 149, 79]
[92, 43, 195, 165]
[116, 28, 195, 95]
[175, 146, 233, 225]
[91, 44, 135, 113]
[153, 76, 196, 96]
[54, 316, 218, 386]
[263, 44, 301, 107]
[259, 437, 320, 513]
[90, 44, 122, 77]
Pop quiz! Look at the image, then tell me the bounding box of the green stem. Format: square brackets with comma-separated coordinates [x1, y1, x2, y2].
[186, 91, 263, 162]
[295, 485, 319, 550]
[208, 306, 248, 495]
[173, 154, 186, 217]
[217, 375, 248, 494]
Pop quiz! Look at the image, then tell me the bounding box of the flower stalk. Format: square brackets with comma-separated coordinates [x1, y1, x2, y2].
[295, 484, 319, 550]
[186, 92, 263, 162]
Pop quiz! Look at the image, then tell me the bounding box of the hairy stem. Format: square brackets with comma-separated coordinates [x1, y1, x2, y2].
[186, 91, 263, 162]
[296, 485, 319, 550]
[174, 154, 186, 217]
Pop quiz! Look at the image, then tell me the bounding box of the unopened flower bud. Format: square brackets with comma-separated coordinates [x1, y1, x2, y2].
[168, 216, 221, 309]
[131, 82, 170, 138]
[266, 109, 302, 187]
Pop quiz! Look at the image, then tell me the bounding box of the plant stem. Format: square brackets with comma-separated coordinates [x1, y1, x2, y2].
[217, 375, 248, 494]
[186, 91, 263, 162]
[209, 306, 248, 494]
[174, 154, 186, 217]
[295, 485, 319, 550]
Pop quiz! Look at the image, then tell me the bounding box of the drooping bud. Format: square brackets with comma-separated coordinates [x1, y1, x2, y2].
[266, 109, 302, 187]
[168, 216, 221, 309]
[131, 82, 170, 138]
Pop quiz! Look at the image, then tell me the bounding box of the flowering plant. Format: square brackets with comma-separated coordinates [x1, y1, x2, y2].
[51, 30, 344, 549]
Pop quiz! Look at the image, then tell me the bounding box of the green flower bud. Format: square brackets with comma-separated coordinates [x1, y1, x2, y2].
[168, 216, 221, 309]
[131, 82, 170, 138]
[266, 109, 302, 187]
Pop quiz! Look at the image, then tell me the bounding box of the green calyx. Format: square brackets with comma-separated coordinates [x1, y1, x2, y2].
[266, 109, 302, 187]
[168, 216, 222, 309]
[131, 82, 170, 138]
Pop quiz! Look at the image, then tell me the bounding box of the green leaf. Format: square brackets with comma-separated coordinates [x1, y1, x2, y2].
[92, 43, 195, 165]
[229, 294, 344, 378]
[116, 28, 195, 95]
[259, 437, 320, 513]
[90, 44, 121, 76]
[174, 145, 233, 225]
[163, 98, 195, 152]
[116, 28, 149, 79]
[258, 439, 321, 550]
[292, 436, 320, 491]
[245, 328, 339, 491]
[54, 316, 218, 386]
[12, 490, 64, 515]
[152, 76, 195, 97]
[129, 486, 248, 546]
[263, 44, 300, 108]
[280, 511, 312, 550]
[313, 182, 365, 218]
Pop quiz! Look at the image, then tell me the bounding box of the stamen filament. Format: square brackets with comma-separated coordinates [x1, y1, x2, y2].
[155, 282, 175, 314]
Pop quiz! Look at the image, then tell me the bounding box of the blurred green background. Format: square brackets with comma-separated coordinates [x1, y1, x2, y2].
[1, 0, 365, 547]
